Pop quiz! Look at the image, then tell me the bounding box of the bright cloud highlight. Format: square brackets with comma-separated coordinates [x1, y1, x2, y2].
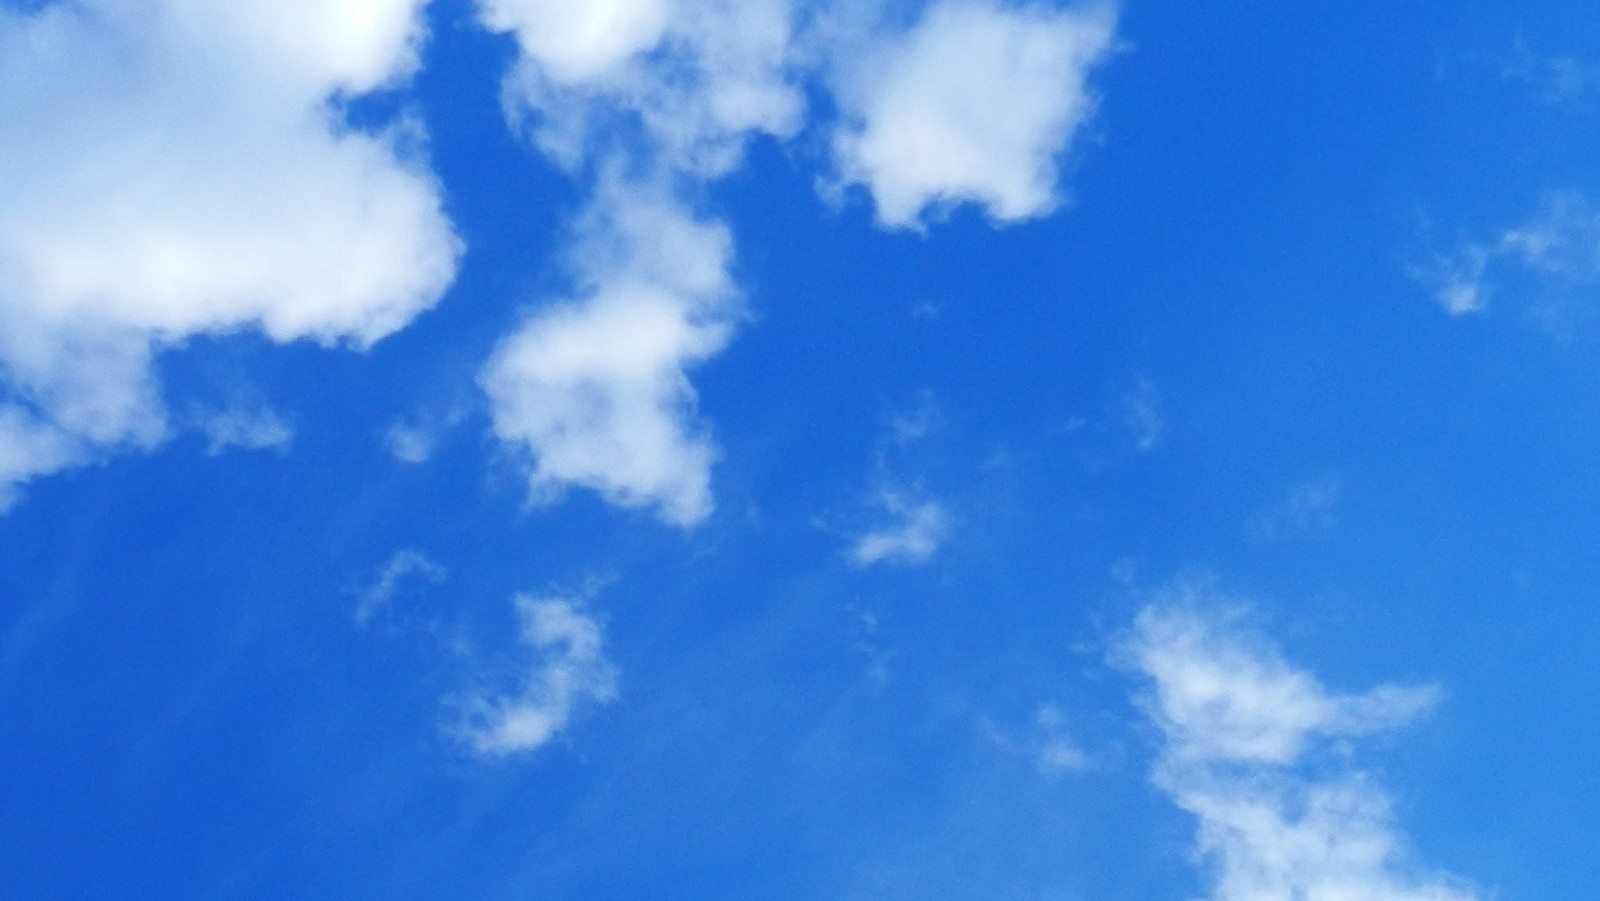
[1121, 600, 1480, 900]
[850, 491, 951, 567]
[461, 594, 618, 757]
[480, 187, 737, 526]
[830, 0, 1119, 228]
[0, 0, 460, 506]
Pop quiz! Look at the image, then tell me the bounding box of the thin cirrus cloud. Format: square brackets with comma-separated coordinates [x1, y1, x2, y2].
[194, 406, 295, 458]
[459, 593, 618, 757]
[0, 0, 461, 508]
[1418, 192, 1600, 318]
[1119, 597, 1480, 900]
[477, 0, 1121, 526]
[849, 490, 951, 567]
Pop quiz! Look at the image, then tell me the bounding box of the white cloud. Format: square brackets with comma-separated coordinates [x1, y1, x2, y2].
[1418, 192, 1600, 318]
[476, 0, 802, 526]
[384, 407, 466, 465]
[483, 0, 803, 176]
[1498, 193, 1600, 281]
[0, 0, 461, 506]
[1120, 600, 1480, 901]
[477, 0, 1123, 525]
[195, 406, 294, 457]
[1501, 37, 1600, 109]
[829, 0, 1118, 229]
[983, 704, 1093, 773]
[460, 594, 618, 757]
[1124, 377, 1164, 452]
[850, 490, 950, 567]
[357, 548, 447, 626]
[481, 185, 737, 526]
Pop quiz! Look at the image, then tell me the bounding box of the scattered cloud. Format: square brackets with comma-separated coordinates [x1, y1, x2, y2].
[384, 407, 466, 464]
[1118, 596, 1480, 900]
[194, 406, 294, 457]
[886, 392, 939, 446]
[480, 185, 737, 525]
[1416, 192, 1600, 319]
[0, 0, 461, 507]
[982, 704, 1093, 774]
[828, 0, 1119, 229]
[1501, 36, 1600, 109]
[478, 0, 1123, 524]
[458, 593, 618, 757]
[849, 490, 950, 567]
[1248, 477, 1341, 543]
[356, 549, 447, 626]
[482, 0, 803, 176]
[1124, 377, 1164, 452]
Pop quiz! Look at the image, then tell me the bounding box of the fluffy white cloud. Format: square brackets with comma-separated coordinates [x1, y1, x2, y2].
[829, 0, 1118, 228]
[480, 186, 736, 525]
[461, 594, 618, 757]
[1121, 601, 1480, 901]
[0, 0, 461, 505]
[477, 0, 1123, 525]
[476, 0, 804, 526]
[483, 0, 803, 175]
[478, 0, 672, 84]
[849, 491, 950, 567]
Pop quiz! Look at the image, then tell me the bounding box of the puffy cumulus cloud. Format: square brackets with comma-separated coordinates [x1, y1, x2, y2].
[0, 0, 461, 506]
[1119, 600, 1481, 901]
[849, 491, 950, 567]
[829, 0, 1118, 229]
[476, 0, 1123, 525]
[480, 186, 736, 526]
[482, 0, 803, 175]
[476, 0, 799, 526]
[460, 594, 618, 757]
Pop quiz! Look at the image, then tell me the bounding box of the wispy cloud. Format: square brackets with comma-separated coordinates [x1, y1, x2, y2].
[1118, 596, 1480, 900]
[1124, 377, 1164, 452]
[982, 704, 1093, 775]
[1415, 192, 1600, 320]
[1248, 477, 1341, 543]
[458, 593, 618, 757]
[356, 549, 447, 627]
[194, 406, 294, 457]
[1500, 36, 1600, 109]
[384, 407, 466, 465]
[849, 490, 951, 567]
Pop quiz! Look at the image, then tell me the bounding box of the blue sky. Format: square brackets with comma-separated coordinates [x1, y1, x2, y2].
[3, 1, 1599, 898]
